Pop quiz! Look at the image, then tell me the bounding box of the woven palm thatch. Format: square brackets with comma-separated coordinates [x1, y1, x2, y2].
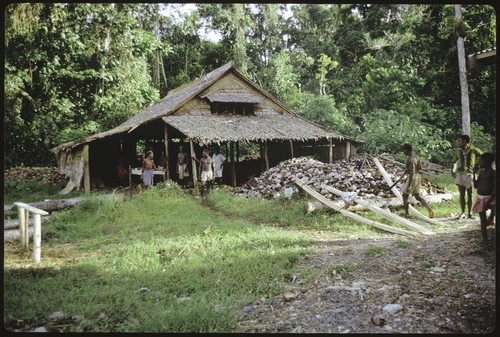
[164, 114, 345, 146]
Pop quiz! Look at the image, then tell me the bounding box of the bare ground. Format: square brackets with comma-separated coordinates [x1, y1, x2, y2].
[235, 218, 496, 334]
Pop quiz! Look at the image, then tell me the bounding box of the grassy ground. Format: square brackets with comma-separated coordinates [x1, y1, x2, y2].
[4, 176, 468, 332]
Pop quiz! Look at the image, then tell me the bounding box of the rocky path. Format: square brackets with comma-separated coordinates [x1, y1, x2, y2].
[235, 219, 496, 334]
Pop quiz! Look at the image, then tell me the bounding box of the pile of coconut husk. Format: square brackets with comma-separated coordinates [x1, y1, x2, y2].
[4, 167, 67, 185]
[234, 155, 446, 200]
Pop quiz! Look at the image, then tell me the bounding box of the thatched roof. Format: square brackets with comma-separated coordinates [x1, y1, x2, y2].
[164, 113, 346, 146]
[52, 61, 360, 154]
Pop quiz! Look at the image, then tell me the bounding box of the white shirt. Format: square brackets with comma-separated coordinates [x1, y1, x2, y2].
[212, 153, 226, 177]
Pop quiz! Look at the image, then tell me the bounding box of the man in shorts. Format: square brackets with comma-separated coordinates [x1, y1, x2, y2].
[451, 135, 482, 219]
[199, 148, 215, 199]
[400, 144, 434, 219]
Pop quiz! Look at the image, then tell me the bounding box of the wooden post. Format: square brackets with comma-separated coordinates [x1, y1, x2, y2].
[128, 165, 132, 196]
[230, 142, 236, 187]
[263, 141, 269, 171]
[24, 209, 30, 250]
[164, 125, 169, 180]
[83, 144, 90, 193]
[236, 141, 240, 162]
[33, 214, 42, 263]
[18, 207, 26, 251]
[190, 140, 198, 193]
[329, 138, 333, 164]
[289, 139, 294, 158]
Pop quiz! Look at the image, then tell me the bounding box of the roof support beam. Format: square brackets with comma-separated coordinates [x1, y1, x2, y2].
[164, 125, 170, 180]
[189, 140, 199, 194]
[83, 144, 90, 193]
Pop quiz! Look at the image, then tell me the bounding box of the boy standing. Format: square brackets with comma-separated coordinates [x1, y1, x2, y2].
[400, 144, 434, 219]
[451, 135, 482, 219]
[472, 152, 496, 248]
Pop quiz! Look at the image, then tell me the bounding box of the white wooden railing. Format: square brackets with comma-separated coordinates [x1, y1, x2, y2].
[14, 202, 49, 263]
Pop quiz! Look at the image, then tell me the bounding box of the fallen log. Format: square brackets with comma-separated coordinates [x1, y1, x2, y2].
[295, 178, 417, 237]
[4, 216, 52, 230]
[321, 184, 433, 235]
[4, 193, 124, 213]
[372, 157, 443, 226]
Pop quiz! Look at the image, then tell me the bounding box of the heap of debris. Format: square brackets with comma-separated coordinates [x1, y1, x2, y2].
[234, 156, 445, 200]
[4, 167, 67, 185]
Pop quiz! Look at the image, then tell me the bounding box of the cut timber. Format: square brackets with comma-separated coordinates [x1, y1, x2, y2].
[294, 178, 416, 237]
[321, 184, 433, 235]
[305, 193, 453, 214]
[372, 157, 442, 225]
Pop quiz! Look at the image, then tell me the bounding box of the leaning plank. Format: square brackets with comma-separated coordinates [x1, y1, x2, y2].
[371, 157, 442, 225]
[321, 184, 433, 235]
[294, 178, 417, 237]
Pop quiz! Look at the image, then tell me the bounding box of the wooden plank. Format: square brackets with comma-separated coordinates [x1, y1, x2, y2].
[328, 138, 333, 164]
[371, 157, 442, 225]
[294, 178, 416, 237]
[189, 140, 198, 193]
[164, 124, 170, 180]
[321, 184, 433, 235]
[263, 141, 269, 171]
[83, 144, 91, 193]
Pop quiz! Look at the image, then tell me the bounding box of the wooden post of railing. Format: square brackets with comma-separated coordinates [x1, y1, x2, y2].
[18, 206, 27, 250]
[14, 202, 49, 263]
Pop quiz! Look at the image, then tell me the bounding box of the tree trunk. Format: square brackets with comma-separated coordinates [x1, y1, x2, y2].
[455, 4, 471, 136]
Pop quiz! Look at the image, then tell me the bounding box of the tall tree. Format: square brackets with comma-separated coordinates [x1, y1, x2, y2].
[5, 3, 159, 166]
[455, 4, 471, 136]
[198, 3, 252, 74]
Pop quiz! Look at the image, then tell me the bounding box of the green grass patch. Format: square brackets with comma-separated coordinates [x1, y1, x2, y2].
[365, 246, 390, 256]
[327, 263, 358, 276]
[393, 238, 412, 249]
[207, 189, 395, 239]
[4, 185, 314, 333]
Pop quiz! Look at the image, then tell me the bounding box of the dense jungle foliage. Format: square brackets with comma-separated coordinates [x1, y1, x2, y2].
[4, 3, 496, 168]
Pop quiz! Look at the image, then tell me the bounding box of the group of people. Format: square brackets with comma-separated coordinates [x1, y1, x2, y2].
[399, 134, 495, 248]
[177, 145, 226, 198]
[136, 145, 226, 195]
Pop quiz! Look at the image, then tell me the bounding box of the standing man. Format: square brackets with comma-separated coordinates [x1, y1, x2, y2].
[141, 150, 156, 189]
[451, 135, 482, 219]
[212, 146, 226, 185]
[199, 148, 215, 199]
[400, 144, 434, 219]
[177, 145, 189, 189]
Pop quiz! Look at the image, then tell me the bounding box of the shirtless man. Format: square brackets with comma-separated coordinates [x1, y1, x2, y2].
[177, 145, 189, 188]
[141, 150, 156, 189]
[199, 148, 215, 199]
[451, 135, 482, 219]
[400, 144, 434, 219]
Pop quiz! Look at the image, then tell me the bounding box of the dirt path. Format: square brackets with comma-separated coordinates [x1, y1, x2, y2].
[235, 219, 496, 334]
